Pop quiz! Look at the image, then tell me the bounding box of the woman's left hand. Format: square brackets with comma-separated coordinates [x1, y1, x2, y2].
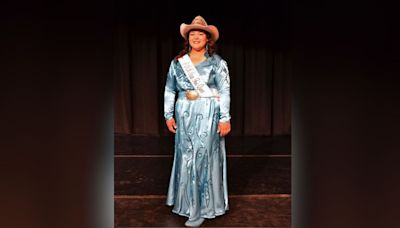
[218, 121, 231, 137]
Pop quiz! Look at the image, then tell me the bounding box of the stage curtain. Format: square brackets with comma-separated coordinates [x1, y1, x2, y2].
[114, 1, 291, 136]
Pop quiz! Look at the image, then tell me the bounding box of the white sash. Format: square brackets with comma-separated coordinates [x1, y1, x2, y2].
[178, 54, 214, 97]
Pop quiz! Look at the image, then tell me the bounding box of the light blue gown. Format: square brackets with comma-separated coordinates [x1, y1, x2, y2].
[164, 53, 231, 220]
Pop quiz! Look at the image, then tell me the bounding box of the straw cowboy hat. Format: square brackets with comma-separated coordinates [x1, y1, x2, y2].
[180, 15, 219, 41]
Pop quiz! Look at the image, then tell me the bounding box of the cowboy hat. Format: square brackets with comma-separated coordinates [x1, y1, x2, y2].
[180, 15, 219, 41]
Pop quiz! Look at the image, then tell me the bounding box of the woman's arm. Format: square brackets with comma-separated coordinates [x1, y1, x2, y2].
[164, 61, 178, 133]
[215, 59, 231, 123]
[164, 61, 177, 121]
[215, 58, 231, 136]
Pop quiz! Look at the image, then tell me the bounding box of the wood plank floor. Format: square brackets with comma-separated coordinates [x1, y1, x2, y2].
[115, 135, 291, 227]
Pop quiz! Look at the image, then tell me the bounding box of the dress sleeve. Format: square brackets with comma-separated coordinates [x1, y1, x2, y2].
[214, 59, 231, 122]
[164, 61, 177, 120]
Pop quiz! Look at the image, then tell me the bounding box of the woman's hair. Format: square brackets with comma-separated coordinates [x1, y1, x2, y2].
[174, 29, 217, 61]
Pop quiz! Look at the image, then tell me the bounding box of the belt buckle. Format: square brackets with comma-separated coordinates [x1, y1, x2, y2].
[186, 90, 199, 100]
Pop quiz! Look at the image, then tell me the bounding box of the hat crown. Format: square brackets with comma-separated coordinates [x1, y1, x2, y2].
[191, 16, 208, 26]
[180, 15, 219, 41]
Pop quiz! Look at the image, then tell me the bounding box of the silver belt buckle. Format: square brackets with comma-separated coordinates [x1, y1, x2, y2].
[186, 90, 199, 100]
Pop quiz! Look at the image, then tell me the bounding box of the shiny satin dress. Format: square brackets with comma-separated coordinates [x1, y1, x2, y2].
[164, 53, 231, 220]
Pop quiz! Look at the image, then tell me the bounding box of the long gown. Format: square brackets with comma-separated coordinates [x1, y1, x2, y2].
[164, 53, 231, 220]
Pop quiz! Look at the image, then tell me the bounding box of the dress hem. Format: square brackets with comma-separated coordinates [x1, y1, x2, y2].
[166, 203, 229, 219]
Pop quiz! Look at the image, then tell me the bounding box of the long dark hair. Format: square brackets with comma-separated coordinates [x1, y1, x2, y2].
[174, 29, 217, 61]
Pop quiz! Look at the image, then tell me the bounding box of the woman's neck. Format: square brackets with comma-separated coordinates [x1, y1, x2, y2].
[189, 48, 206, 57]
[189, 48, 207, 65]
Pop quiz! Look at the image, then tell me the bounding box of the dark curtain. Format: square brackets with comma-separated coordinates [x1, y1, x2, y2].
[114, 0, 291, 136]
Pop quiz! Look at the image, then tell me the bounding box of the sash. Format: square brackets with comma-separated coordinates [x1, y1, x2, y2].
[178, 54, 214, 97]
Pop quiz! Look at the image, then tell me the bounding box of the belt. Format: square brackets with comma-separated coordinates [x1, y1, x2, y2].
[178, 89, 219, 101]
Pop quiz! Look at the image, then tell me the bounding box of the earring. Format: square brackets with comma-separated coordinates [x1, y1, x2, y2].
[206, 43, 209, 51]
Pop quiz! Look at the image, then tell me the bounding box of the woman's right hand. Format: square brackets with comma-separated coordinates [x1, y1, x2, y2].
[166, 118, 177, 133]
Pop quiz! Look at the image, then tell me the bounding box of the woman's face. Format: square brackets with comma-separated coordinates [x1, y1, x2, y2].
[188, 30, 208, 52]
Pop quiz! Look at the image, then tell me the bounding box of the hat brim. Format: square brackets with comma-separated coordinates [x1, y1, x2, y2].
[180, 23, 219, 41]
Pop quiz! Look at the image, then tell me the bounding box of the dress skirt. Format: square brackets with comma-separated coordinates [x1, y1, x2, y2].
[166, 92, 229, 220]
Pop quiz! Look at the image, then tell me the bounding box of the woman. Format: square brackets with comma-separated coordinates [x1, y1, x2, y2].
[164, 15, 231, 227]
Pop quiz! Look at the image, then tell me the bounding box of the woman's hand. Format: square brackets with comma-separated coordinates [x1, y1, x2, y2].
[218, 121, 231, 137]
[166, 118, 177, 133]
